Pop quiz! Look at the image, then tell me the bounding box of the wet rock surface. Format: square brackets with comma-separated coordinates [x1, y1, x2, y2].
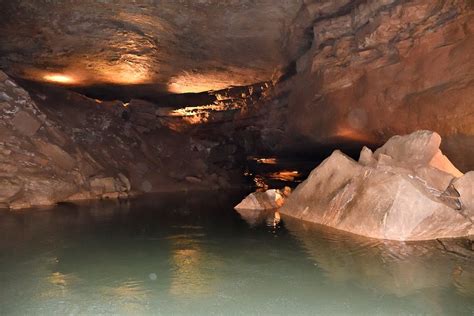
[280, 131, 474, 241]
[0, 72, 246, 209]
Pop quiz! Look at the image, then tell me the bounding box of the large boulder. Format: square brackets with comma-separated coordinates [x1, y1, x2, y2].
[280, 131, 473, 241]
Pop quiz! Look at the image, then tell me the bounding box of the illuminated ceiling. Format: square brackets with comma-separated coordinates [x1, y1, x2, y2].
[0, 0, 308, 93]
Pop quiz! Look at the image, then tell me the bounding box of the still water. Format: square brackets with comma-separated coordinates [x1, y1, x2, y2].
[0, 191, 473, 315]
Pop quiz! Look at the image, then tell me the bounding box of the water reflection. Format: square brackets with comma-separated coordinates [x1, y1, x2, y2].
[235, 208, 281, 228]
[168, 233, 218, 298]
[0, 191, 473, 315]
[283, 216, 474, 312]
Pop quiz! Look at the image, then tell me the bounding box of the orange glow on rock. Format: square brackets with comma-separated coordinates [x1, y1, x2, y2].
[167, 72, 244, 94]
[334, 127, 371, 142]
[43, 74, 76, 84]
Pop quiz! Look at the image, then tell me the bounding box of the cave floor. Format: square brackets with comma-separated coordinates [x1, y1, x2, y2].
[0, 190, 473, 315]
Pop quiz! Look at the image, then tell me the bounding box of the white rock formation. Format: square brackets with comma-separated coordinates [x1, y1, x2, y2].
[280, 131, 473, 241]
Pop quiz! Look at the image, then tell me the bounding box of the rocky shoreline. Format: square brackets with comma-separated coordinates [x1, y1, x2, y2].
[0, 72, 248, 210]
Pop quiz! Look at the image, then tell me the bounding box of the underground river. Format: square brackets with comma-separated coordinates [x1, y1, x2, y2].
[0, 190, 473, 315]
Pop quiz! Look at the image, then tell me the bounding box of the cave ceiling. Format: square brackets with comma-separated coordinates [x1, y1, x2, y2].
[0, 0, 309, 94]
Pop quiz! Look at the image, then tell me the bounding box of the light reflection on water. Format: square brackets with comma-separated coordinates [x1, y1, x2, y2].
[0, 191, 473, 315]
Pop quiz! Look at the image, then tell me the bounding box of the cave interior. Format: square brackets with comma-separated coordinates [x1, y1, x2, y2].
[0, 0, 473, 314]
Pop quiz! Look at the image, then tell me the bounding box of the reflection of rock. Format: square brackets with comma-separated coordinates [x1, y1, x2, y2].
[235, 187, 290, 211]
[283, 216, 474, 301]
[236, 208, 281, 228]
[281, 131, 473, 241]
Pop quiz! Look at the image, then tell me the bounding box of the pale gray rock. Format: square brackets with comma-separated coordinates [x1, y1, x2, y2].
[235, 189, 286, 211]
[280, 131, 473, 241]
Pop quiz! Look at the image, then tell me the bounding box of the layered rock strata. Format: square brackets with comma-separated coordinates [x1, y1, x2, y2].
[253, 0, 474, 171]
[0, 72, 242, 209]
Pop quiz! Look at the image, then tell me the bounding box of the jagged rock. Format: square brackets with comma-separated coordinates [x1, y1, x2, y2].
[11, 111, 41, 136]
[358, 146, 375, 166]
[235, 189, 285, 211]
[373, 131, 442, 166]
[280, 131, 473, 241]
[235, 187, 291, 211]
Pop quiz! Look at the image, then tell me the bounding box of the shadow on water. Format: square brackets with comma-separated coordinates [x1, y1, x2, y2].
[0, 190, 473, 315]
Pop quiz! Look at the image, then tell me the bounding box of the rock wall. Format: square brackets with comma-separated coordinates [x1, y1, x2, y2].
[258, 0, 474, 171]
[0, 72, 244, 209]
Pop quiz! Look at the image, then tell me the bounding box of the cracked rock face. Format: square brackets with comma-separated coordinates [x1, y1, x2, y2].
[0, 0, 306, 93]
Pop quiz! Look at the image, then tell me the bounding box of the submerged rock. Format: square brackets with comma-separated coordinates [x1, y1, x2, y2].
[280, 131, 474, 241]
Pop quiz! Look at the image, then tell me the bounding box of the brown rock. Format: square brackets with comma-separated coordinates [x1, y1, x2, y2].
[11, 111, 41, 136]
[0, 102, 10, 111]
[0, 178, 22, 202]
[34, 140, 76, 170]
[90, 177, 117, 195]
[358, 146, 375, 166]
[0, 71, 8, 81]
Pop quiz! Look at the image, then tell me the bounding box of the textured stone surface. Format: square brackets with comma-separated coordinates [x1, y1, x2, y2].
[252, 0, 474, 171]
[280, 131, 473, 241]
[0, 0, 306, 93]
[0, 72, 243, 209]
[11, 111, 41, 136]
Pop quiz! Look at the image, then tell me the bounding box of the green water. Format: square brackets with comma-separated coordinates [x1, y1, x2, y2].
[0, 191, 473, 315]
